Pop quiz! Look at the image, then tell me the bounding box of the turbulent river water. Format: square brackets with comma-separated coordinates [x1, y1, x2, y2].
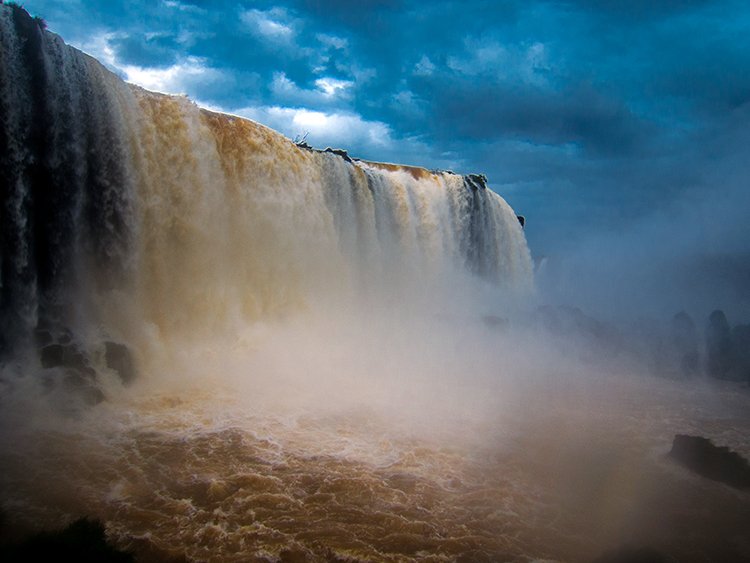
[1, 5, 749, 562]
[2, 343, 749, 562]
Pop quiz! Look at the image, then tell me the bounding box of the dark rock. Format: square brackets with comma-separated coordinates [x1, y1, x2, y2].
[516, 215, 525, 228]
[40, 343, 64, 368]
[533, 305, 623, 363]
[33, 328, 53, 347]
[534, 304, 561, 333]
[669, 311, 699, 377]
[464, 173, 488, 191]
[591, 546, 674, 563]
[40, 342, 94, 376]
[706, 310, 734, 378]
[731, 324, 750, 381]
[0, 518, 133, 562]
[58, 330, 73, 345]
[62, 371, 105, 405]
[324, 147, 353, 163]
[481, 315, 508, 330]
[105, 341, 136, 385]
[668, 434, 750, 489]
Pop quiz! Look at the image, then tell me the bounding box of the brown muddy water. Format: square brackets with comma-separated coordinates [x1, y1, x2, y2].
[1, 363, 748, 563]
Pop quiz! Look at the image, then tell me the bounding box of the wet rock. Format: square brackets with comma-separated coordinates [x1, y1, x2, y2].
[464, 173, 488, 191]
[324, 147, 353, 163]
[105, 341, 136, 385]
[731, 324, 750, 381]
[668, 434, 750, 489]
[482, 315, 508, 330]
[40, 343, 64, 368]
[58, 330, 73, 345]
[534, 304, 561, 333]
[533, 305, 623, 364]
[33, 328, 53, 347]
[39, 342, 94, 376]
[62, 371, 105, 405]
[669, 311, 699, 377]
[706, 310, 733, 378]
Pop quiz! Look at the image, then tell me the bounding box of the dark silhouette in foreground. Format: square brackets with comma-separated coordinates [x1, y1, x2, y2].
[591, 546, 674, 563]
[668, 434, 750, 489]
[0, 518, 133, 562]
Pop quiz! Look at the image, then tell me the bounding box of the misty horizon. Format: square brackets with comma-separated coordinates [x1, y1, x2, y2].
[1, 2, 749, 562]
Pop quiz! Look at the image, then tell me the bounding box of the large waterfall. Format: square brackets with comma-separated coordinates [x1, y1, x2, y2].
[2, 7, 749, 563]
[0, 5, 531, 365]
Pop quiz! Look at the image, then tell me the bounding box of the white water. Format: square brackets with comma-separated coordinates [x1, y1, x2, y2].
[3, 7, 748, 563]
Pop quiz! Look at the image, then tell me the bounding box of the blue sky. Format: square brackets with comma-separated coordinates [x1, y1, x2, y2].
[18, 0, 750, 315]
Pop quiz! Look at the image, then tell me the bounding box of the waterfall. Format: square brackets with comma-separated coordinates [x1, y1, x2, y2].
[0, 4, 532, 366]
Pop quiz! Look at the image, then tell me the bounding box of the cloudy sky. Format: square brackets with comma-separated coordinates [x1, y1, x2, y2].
[20, 0, 750, 316]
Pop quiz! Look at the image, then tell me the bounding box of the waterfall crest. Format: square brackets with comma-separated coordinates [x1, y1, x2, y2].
[0, 5, 532, 361]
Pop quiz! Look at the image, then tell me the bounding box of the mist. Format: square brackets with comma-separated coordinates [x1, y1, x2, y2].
[1, 4, 749, 562]
[532, 97, 750, 325]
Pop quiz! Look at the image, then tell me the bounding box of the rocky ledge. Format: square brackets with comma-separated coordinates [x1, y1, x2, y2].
[668, 434, 750, 489]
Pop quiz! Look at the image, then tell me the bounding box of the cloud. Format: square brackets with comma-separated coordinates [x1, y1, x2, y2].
[107, 33, 181, 68]
[232, 106, 394, 150]
[18, 0, 750, 315]
[119, 57, 227, 95]
[74, 31, 228, 96]
[240, 7, 296, 44]
[270, 72, 354, 108]
[229, 104, 457, 171]
[413, 55, 435, 77]
[422, 79, 650, 156]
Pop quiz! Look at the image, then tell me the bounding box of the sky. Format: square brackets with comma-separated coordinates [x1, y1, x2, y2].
[17, 0, 750, 318]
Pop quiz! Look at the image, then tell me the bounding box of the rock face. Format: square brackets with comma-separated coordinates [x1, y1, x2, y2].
[323, 147, 353, 163]
[731, 324, 750, 381]
[105, 341, 137, 385]
[33, 321, 137, 404]
[669, 311, 699, 377]
[35, 326, 103, 405]
[533, 305, 622, 362]
[668, 434, 750, 489]
[705, 310, 733, 378]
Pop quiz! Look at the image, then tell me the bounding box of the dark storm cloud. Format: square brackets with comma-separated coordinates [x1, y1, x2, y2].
[421, 80, 650, 155]
[17, 0, 750, 315]
[108, 34, 181, 68]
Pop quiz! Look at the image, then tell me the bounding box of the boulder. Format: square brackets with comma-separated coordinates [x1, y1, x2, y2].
[324, 147, 353, 163]
[62, 371, 105, 405]
[464, 173, 488, 191]
[104, 341, 136, 385]
[731, 324, 750, 381]
[668, 434, 750, 489]
[481, 315, 508, 330]
[706, 310, 734, 378]
[40, 342, 95, 377]
[669, 311, 699, 377]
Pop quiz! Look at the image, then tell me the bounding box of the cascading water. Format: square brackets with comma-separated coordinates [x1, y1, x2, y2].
[11, 7, 747, 563]
[0, 5, 532, 371]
